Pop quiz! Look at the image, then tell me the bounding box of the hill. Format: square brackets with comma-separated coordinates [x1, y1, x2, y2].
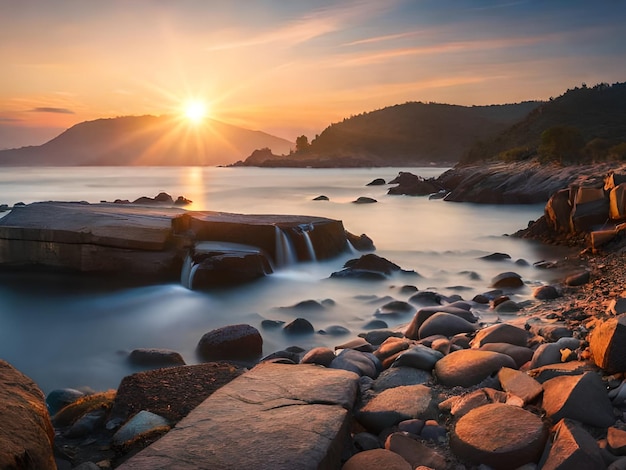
[234, 101, 539, 167]
[461, 82, 626, 165]
[0, 115, 294, 166]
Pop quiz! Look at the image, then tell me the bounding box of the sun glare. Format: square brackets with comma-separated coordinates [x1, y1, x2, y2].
[184, 101, 208, 123]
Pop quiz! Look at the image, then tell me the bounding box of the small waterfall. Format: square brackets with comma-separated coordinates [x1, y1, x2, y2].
[346, 239, 360, 254]
[300, 227, 317, 262]
[275, 226, 297, 267]
[180, 253, 200, 289]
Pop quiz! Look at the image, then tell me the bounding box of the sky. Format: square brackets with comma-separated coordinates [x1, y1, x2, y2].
[1, 0, 625, 148]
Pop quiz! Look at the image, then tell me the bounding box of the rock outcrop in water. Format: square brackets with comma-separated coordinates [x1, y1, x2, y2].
[0, 201, 353, 288]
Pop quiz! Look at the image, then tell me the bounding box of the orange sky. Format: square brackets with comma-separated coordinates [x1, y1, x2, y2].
[1, 0, 625, 149]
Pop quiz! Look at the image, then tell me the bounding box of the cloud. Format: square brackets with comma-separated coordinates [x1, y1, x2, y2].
[30, 107, 75, 114]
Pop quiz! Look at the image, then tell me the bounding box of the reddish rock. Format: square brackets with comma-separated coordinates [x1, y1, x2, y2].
[542, 372, 616, 428]
[608, 427, 626, 455]
[342, 449, 411, 470]
[589, 313, 626, 373]
[471, 323, 530, 348]
[491, 272, 524, 288]
[539, 418, 604, 469]
[0, 360, 56, 470]
[197, 324, 263, 361]
[385, 432, 447, 470]
[498, 367, 543, 404]
[479, 343, 534, 368]
[434, 349, 517, 387]
[450, 403, 547, 469]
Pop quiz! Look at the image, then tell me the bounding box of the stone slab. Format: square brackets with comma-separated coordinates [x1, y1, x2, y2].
[117, 362, 359, 469]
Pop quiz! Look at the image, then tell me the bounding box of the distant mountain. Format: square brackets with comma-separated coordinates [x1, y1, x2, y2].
[0, 115, 294, 166]
[234, 101, 540, 167]
[461, 82, 626, 165]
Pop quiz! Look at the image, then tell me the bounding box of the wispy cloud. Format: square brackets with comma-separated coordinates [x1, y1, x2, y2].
[30, 107, 75, 114]
[342, 30, 424, 47]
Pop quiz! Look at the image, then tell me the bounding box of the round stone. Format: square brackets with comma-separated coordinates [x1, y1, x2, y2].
[451, 403, 547, 469]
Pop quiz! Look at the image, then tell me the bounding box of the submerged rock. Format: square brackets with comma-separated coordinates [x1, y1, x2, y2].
[197, 324, 263, 361]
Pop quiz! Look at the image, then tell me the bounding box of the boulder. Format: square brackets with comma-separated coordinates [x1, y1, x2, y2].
[344, 254, 402, 275]
[442, 388, 508, 418]
[117, 362, 359, 470]
[356, 384, 438, 434]
[128, 348, 186, 367]
[353, 196, 377, 204]
[491, 272, 524, 288]
[450, 403, 547, 469]
[528, 361, 594, 384]
[539, 418, 604, 469]
[590, 314, 626, 373]
[564, 270, 591, 286]
[571, 197, 610, 232]
[343, 448, 411, 470]
[385, 432, 447, 470]
[373, 337, 410, 365]
[366, 178, 386, 186]
[283, 317, 315, 335]
[529, 337, 581, 369]
[542, 372, 616, 428]
[300, 347, 336, 367]
[497, 367, 543, 404]
[545, 188, 572, 233]
[330, 349, 380, 378]
[359, 329, 402, 345]
[434, 349, 517, 387]
[404, 305, 477, 340]
[345, 231, 375, 251]
[46, 388, 86, 416]
[391, 345, 444, 371]
[608, 427, 626, 456]
[494, 299, 521, 313]
[533, 285, 561, 300]
[387, 172, 442, 196]
[479, 252, 512, 261]
[374, 300, 415, 318]
[187, 247, 273, 288]
[371, 367, 432, 392]
[417, 312, 476, 339]
[112, 410, 170, 447]
[0, 360, 55, 470]
[312, 195, 329, 201]
[480, 343, 534, 368]
[471, 323, 530, 348]
[196, 324, 263, 361]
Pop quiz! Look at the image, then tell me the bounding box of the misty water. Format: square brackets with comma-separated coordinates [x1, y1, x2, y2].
[0, 166, 572, 394]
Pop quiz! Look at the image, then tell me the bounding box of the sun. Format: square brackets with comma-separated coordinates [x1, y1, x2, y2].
[183, 100, 208, 123]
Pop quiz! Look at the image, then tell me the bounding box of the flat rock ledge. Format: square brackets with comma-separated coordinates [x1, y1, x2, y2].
[117, 362, 359, 470]
[0, 202, 349, 286]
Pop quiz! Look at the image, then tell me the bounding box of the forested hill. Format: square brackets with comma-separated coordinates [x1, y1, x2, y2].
[461, 82, 626, 165]
[234, 101, 539, 167]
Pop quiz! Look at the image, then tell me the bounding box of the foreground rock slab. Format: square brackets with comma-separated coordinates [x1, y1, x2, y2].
[117, 363, 359, 469]
[0, 360, 56, 470]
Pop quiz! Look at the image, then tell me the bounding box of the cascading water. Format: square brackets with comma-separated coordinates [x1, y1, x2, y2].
[180, 253, 199, 289]
[299, 224, 317, 262]
[274, 226, 297, 267]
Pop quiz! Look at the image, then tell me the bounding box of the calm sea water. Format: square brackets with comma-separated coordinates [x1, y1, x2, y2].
[0, 167, 571, 393]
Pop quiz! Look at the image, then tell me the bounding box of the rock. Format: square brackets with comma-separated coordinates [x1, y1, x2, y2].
[318, 325, 350, 336]
[589, 314, 626, 373]
[435, 349, 517, 387]
[174, 195, 192, 205]
[110, 362, 244, 423]
[117, 363, 359, 470]
[283, 318, 315, 335]
[408, 291, 443, 306]
[479, 343, 534, 368]
[353, 196, 377, 204]
[344, 254, 402, 275]
[533, 285, 561, 300]
[359, 329, 402, 345]
[608, 427, 626, 455]
[133, 192, 174, 205]
[471, 323, 530, 348]
[197, 324, 263, 361]
[404, 305, 478, 340]
[480, 252, 512, 261]
[545, 188, 572, 233]
[356, 384, 438, 434]
[330, 349, 380, 378]
[391, 345, 444, 371]
[330, 269, 388, 280]
[385, 432, 447, 470]
[491, 271, 524, 288]
[497, 367, 543, 404]
[539, 418, 604, 469]
[387, 172, 442, 196]
[417, 312, 476, 339]
[366, 178, 386, 186]
[443, 388, 508, 418]
[494, 299, 521, 313]
[373, 337, 411, 365]
[46, 388, 86, 416]
[313, 195, 329, 201]
[374, 300, 415, 318]
[529, 337, 581, 369]
[0, 360, 55, 470]
[542, 372, 616, 428]
[528, 361, 594, 383]
[64, 409, 107, 438]
[565, 270, 591, 286]
[450, 403, 547, 469]
[335, 337, 375, 352]
[342, 448, 411, 470]
[571, 197, 610, 232]
[398, 419, 425, 435]
[112, 410, 170, 447]
[362, 319, 389, 330]
[345, 231, 375, 251]
[128, 348, 186, 367]
[301, 347, 336, 367]
[371, 367, 431, 392]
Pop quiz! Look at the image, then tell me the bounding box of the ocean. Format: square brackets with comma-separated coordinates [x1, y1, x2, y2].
[0, 166, 572, 393]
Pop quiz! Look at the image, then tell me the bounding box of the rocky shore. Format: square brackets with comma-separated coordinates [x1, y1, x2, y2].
[7, 164, 626, 468]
